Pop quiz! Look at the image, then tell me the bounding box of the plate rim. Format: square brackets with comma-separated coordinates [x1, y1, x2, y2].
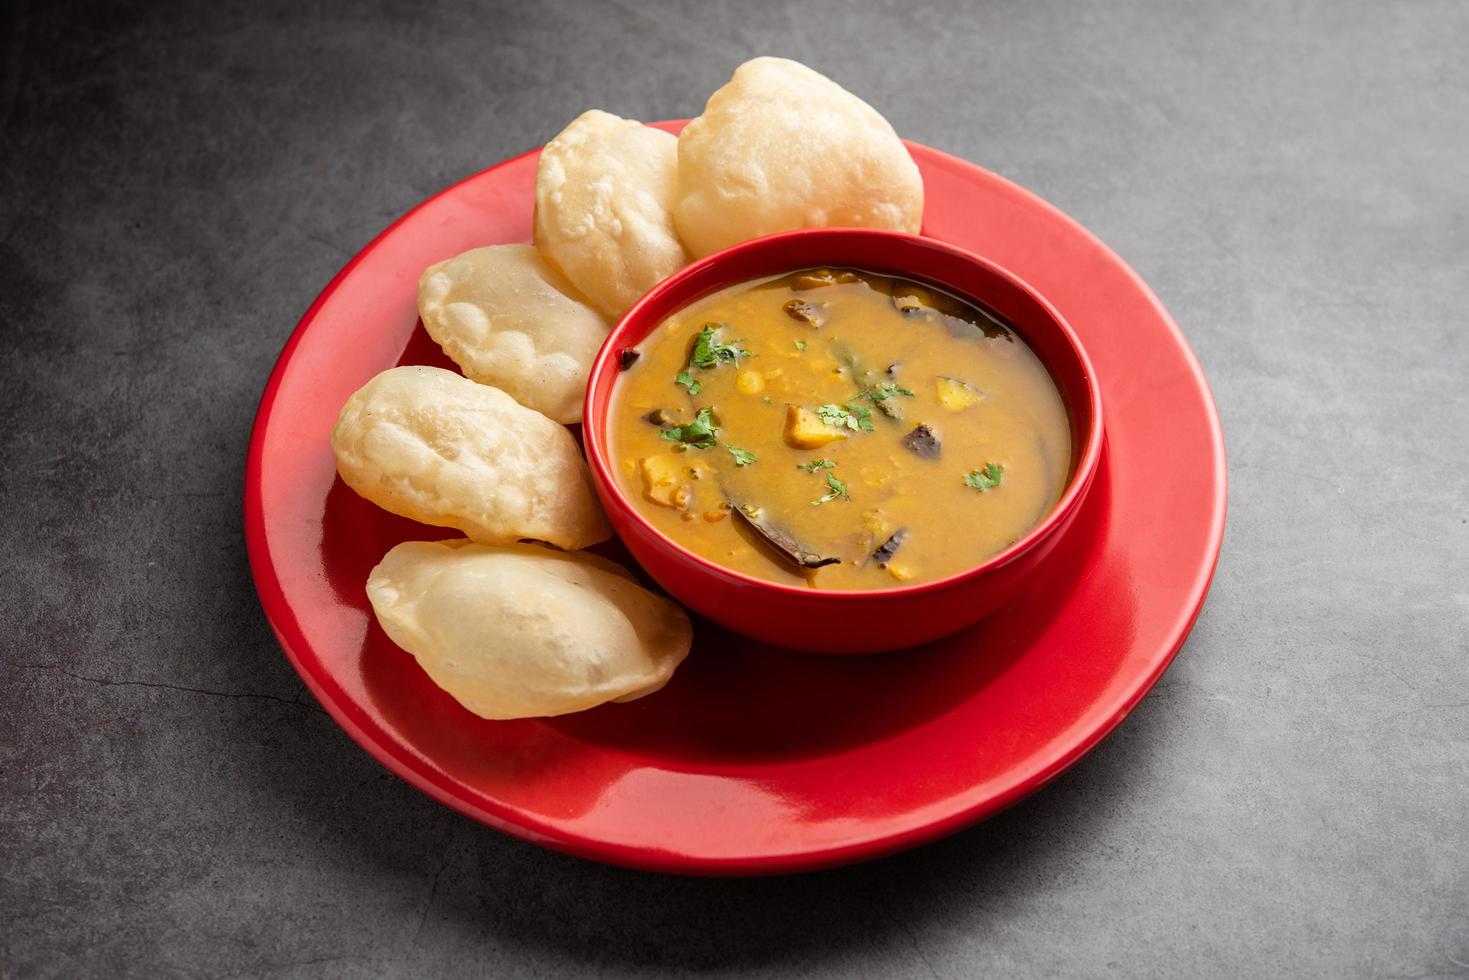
[244, 128, 1227, 876]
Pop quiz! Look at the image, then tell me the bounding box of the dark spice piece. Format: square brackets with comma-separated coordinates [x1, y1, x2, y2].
[618, 348, 641, 370]
[900, 424, 941, 459]
[643, 408, 673, 427]
[782, 299, 824, 327]
[872, 529, 907, 568]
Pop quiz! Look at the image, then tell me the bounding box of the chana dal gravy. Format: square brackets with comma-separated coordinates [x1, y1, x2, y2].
[610, 268, 1072, 590]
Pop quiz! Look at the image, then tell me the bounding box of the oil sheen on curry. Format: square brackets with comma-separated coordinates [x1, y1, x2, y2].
[610, 268, 1072, 590]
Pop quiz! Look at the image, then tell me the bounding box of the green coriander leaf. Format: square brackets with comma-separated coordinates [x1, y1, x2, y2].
[796, 458, 836, 473]
[688, 324, 750, 369]
[863, 382, 910, 399]
[660, 406, 720, 449]
[814, 403, 873, 432]
[794, 339, 807, 351]
[860, 383, 914, 403]
[812, 472, 850, 506]
[725, 444, 758, 467]
[814, 403, 850, 427]
[676, 325, 747, 392]
[687, 406, 718, 440]
[851, 383, 915, 420]
[674, 369, 701, 395]
[963, 462, 1005, 492]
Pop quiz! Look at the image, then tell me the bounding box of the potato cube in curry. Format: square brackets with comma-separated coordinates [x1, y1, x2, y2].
[784, 405, 849, 449]
[935, 376, 985, 411]
[640, 453, 703, 509]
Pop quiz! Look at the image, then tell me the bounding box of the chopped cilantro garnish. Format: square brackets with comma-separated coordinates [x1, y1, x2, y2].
[794, 339, 807, 351]
[964, 462, 1005, 492]
[852, 383, 915, 403]
[814, 403, 875, 432]
[674, 369, 701, 396]
[851, 382, 915, 420]
[673, 324, 748, 393]
[811, 472, 850, 506]
[814, 404, 847, 427]
[724, 444, 758, 466]
[659, 407, 719, 449]
[689, 324, 749, 368]
[796, 458, 836, 473]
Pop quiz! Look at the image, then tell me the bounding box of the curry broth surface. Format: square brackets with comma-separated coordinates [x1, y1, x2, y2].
[610, 268, 1071, 590]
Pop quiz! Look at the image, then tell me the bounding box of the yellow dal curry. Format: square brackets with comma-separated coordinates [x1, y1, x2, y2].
[610, 268, 1072, 590]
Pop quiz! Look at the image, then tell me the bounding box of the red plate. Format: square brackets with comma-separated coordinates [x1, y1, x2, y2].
[245, 123, 1226, 875]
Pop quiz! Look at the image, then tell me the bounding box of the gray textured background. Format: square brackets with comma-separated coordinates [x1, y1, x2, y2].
[2, 0, 1466, 977]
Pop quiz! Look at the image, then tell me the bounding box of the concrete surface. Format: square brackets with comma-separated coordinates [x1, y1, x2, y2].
[2, 0, 1465, 977]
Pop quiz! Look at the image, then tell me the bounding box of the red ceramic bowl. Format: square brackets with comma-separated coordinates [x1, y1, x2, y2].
[583, 229, 1103, 654]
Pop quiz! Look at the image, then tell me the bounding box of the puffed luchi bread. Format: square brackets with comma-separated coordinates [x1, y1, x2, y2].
[367, 539, 691, 719]
[330, 365, 611, 549]
[417, 244, 609, 424]
[673, 57, 924, 258]
[533, 109, 689, 317]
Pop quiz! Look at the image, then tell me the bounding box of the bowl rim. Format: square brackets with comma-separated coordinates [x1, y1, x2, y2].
[582, 227, 1105, 602]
